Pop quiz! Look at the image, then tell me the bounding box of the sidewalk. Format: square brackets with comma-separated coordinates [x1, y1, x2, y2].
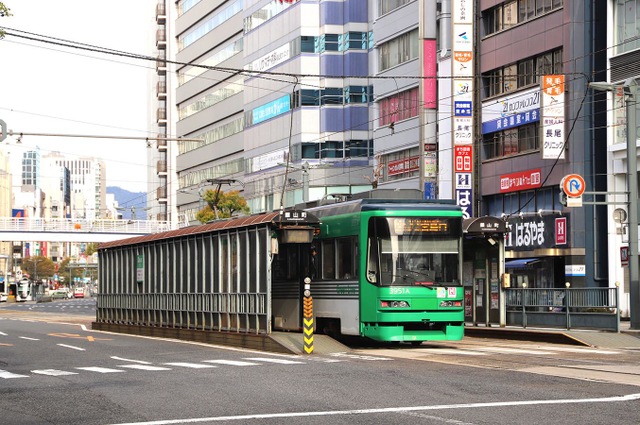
[464, 321, 640, 349]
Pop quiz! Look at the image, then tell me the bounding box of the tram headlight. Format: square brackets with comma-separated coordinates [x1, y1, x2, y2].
[380, 300, 410, 308]
[439, 300, 462, 307]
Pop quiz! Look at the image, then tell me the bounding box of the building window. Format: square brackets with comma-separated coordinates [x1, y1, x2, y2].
[482, 123, 539, 160]
[483, 0, 562, 37]
[485, 187, 560, 217]
[293, 87, 373, 107]
[300, 32, 373, 53]
[378, 0, 412, 16]
[346, 140, 374, 157]
[378, 87, 419, 126]
[178, 0, 242, 51]
[482, 49, 563, 99]
[300, 139, 373, 160]
[379, 148, 420, 182]
[378, 29, 419, 72]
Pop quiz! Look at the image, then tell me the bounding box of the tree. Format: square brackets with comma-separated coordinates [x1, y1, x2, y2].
[195, 189, 250, 223]
[58, 257, 85, 283]
[0, 3, 11, 38]
[84, 243, 99, 256]
[21, 256, 56, 281]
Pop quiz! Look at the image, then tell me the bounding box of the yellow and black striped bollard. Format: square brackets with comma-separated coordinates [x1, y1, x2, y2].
[303, 277, 313, 354]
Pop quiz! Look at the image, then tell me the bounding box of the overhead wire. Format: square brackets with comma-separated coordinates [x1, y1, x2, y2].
[0, 25, 629, 217]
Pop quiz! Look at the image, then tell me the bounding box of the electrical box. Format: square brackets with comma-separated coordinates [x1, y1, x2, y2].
[502, 273, 511, 288]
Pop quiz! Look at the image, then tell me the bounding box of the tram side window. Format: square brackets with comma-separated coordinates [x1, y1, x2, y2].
[336, 237, 357, 280]
[320, 237, 357, 280]
[321, 240, 335, 279]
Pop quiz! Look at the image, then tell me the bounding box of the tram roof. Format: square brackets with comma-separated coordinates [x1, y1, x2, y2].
[99, 211, 318, 250]
[305, 198, 461, 218]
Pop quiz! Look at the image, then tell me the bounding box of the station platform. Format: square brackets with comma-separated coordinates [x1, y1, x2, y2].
[271, 323, 640, 354]
[464, 321, 640, 349]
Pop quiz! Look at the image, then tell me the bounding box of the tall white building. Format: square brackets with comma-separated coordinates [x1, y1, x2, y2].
[173, 0, 374, 223]
[43, 152, 107, 220]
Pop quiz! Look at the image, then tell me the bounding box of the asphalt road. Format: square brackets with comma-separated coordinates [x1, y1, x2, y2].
[1, 304, 639, 424]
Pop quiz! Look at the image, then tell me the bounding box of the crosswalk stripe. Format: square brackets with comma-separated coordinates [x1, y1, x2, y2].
[0, 370, 29, 379]
[243, 357, 305, 365]
[531, 347, 620, 355]
[164, 362, 217, 369]
[32, 369, 78, 376]
[118, 365, 172, 371]
[414, 348, 486, 356]
[203, 359, 259, 366]
[474, 347, 554, 355]
[76, 367, 125, 373]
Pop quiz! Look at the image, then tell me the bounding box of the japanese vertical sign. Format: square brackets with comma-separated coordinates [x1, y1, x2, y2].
[541, 75, 566, 159]
[452, 0, 474, 218]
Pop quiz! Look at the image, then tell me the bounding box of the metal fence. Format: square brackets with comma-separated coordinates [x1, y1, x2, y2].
[505, 287, 620, 331]
[0, 217, 171, 234]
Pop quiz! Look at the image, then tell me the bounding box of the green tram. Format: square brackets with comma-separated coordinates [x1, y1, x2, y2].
[272, 199, 465, 344]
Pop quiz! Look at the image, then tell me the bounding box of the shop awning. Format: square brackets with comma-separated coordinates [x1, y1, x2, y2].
[505, 258, 541, 269]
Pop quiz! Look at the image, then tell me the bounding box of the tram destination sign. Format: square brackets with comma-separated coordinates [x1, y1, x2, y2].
[394, 218, 450, 234]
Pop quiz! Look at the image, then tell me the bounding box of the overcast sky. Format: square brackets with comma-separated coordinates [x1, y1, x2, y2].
[0, 0, 156, 193]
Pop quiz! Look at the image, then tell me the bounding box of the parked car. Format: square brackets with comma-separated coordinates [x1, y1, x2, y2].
[51, 288, 72, 299]
[0, 293, 7, 302]
[73, 287, 85, 298]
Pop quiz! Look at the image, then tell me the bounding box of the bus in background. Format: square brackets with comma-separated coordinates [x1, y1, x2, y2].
[16, 279, 33, 302]
[272, 196, 464, 344]
[0, 255, 9, 302]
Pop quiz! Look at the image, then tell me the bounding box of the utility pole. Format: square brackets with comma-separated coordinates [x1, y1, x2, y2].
[625, 82, 639, 329]
[590, 79, 640, 329]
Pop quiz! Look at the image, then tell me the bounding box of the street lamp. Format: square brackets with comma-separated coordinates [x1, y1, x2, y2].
[278, 162, 309, 203]
[590, 78, 640, 329]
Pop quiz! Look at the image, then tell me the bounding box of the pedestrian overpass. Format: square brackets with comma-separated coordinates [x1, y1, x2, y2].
[0, 217, 173, 243]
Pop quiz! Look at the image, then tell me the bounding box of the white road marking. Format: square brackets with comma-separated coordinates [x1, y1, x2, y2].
[19, 336, 39, 341]
[532, 346, 620, 355]
[57, 343, 85, 351]
[111, 356, 152, 364]
[32, 369, 78, 376]
[76, 367, 124, 373]
[202, 359, 259, 366]
[0, 370, 29, 379]
[473, 347, 554, 355]
[413, 348, 486, 356]
[164, 362, 217, 369]
[107, 392, 640, 425]
[329, 352, 393, 361]
[118, 365, 172, 371]
[0, 331, 7, 336]
[243, 357, 304, 364]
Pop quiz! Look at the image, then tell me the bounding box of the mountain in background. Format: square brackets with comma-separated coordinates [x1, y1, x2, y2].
[107, 187, 147, 220]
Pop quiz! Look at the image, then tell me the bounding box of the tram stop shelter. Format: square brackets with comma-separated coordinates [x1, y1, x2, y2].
[93, 210, 319, 353]
[463, 216, 510, 327]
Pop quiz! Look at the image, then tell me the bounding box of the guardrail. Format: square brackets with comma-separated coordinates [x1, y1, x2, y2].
[505, 287, 620, 331]
[0, 217, 172, 234]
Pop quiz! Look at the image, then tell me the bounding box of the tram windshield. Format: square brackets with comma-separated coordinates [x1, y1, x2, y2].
[367, 216, 461, 287]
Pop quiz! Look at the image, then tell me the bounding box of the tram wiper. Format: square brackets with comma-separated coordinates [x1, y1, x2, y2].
[414, 281, 436, 289]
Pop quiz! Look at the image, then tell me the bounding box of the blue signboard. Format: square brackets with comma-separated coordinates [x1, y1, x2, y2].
[454, 101, 472, 116]
[252, 95, 291, 125]
[482, 109, 540, 134]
